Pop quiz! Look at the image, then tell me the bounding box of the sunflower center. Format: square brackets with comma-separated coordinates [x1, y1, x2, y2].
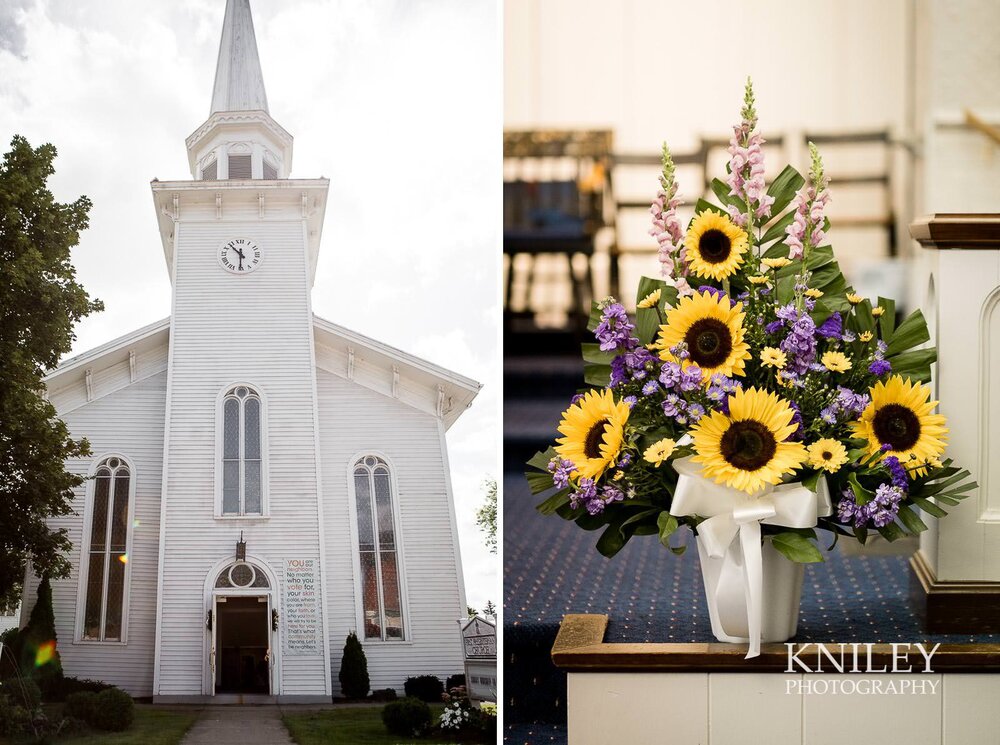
[822, 451, 832, 461]
[698, 229, 732, 264]
[684, 318, 733, 369]
[872, 404, 921, 452]
[720, 420, 778, 472]
[584, 419, 610, 459]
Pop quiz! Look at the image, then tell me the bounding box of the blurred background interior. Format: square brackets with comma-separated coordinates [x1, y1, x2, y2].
[503, 1, 1000, 741]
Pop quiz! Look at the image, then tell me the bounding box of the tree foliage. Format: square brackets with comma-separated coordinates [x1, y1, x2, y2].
[0, 135, 102, 605]
[476, 477, 497, 554]
[338, 631, 370, 699]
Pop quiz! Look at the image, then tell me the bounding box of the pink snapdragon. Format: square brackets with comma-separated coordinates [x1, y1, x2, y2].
[785, 142, 830, 260]
[650, 144, 692, 296]
[726, 79, 775, 227]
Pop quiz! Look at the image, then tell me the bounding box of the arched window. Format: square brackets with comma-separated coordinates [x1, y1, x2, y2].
[82, 457, 132, 641]
[353, 456, 404, 640]
[221, 385, 264, 516]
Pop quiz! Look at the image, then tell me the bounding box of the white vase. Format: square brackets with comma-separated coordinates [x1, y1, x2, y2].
[696, 535, 804, 644]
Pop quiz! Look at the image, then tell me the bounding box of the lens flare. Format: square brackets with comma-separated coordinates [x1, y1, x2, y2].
[34, 640, 56, 668]
[118, 554, 128, 564]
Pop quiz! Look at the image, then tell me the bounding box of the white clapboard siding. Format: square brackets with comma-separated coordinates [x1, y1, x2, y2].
[27, 371, 168, 696]
[156, 216, 328, 696]
[316, 368, 466, 693]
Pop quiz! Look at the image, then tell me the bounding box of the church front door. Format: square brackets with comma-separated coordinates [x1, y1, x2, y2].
[214, 596, 270, 695]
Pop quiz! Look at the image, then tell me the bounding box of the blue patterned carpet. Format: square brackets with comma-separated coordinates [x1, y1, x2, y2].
[503, 468, 998, 735]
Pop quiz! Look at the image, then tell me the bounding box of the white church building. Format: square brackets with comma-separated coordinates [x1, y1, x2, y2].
[24, 0, 480, 702]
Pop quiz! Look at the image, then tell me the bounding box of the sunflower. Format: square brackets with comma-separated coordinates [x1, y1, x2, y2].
[760, 347, 786, 369]
[637, 289, 662, 309]
[747, 275, 769, 286]
[684, 210, 748, 281]
[859, 331, 874, 343]
[872, 306, 886, 317]
[643, 438, 676, 467]
[847, 293, 864, 305]
[762, 257, 792, 269]
[822, 351, 851, 372]
[852, 376, 949, 475]
[656, 290, 751, 379]
[690, 387, 808, 494]
[807, 438, 849, 473]
[555, 388, 631, 480]
[804, 288, 824, 299]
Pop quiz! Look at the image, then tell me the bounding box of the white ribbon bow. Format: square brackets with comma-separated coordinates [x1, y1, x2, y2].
[669, 456, 832, 659]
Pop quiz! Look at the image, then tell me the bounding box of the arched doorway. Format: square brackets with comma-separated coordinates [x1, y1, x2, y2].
[205, 558, 278, 696]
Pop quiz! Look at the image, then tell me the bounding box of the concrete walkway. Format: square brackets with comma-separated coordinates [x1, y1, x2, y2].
[179, 705, 295, 745]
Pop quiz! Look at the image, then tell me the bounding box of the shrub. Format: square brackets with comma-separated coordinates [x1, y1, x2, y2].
[370, 687, 397, 702]
[446, 673, 466, 692]
[0, 696, 30, 737]
[0, 677, 41, 709]
[338, 631, 370, 699]
[90, 687, 134, 732]
[65, 691, 98, 722]
[404, 674, 444, 702]
[50, 676, 111, 702]
[4, 579, 64, 697]
[382, 696, 431, 738]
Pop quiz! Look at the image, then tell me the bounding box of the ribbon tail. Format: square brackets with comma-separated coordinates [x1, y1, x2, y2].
[740, 522, 764, 659]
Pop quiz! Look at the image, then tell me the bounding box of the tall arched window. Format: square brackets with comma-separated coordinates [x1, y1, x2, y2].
[353, 456, 404, 640]
[82, 457, 132, 641]
[222, 385, 263, 516]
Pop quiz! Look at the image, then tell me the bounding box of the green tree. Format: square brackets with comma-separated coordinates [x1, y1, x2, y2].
[338, 631, 370, 699]
[0, 135, 102, 608]
[476, 477, 497, 554]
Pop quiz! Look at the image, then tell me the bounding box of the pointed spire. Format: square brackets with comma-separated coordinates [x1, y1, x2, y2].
[210, 0, 269, 115]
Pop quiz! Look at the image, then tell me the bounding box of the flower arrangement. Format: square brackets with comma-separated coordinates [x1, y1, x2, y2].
[527, 80, 976, 570]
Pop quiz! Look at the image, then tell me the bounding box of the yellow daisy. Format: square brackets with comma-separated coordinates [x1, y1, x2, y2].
[637, 288, 662, 309]
[748, 275, 769, 286]
[656, 290, 751, 379]
[847, 293, 864, 305]
[858, 331, 874, 343]
[852, 376, 949, 476]
[690, 387, 808, 494]
[760, 347, 786, 369]
[872, 306, 886, 317]
[822, 351, 851, 372]
[555, 388, 631, 480]
[643, 438, 677, 467]
[684, 210, 748, 281]
[807, 438, 849, 473]
[762, 257, 792, 269]
[804, 288, 824, 299]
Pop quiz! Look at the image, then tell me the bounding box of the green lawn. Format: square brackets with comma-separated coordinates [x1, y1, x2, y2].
[4, 705, 198, 745]
[283, 705, 451, 745]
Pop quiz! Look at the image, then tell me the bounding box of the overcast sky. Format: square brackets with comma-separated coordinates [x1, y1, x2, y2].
[0, 0, 500, 613]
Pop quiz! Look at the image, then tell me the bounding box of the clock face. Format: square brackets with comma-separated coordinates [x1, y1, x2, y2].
[219, 238, 262, 274]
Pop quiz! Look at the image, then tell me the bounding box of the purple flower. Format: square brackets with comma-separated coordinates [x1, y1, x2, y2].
[594, 302, 637, 352]
[609, 356, 628, 387]
[876, 340, 888, 359]
[679, 365, 703, 391]
[817, 313, 843, 339]
[569, 478, 598, 511]
[780, 311, 818, 375]
[632, 368, 648, 381]
[570, 393, 584, 404]
[617, 452, 633, 469]
[601, 485, 625, 507]
[869, 359, 892, 377]
[765, 320, 784, 335]
[697, 285, 725, 300]
[776, 304, 799, 322]
[642, 380, 659, 396]
[883, 456, 908, 491]
[787, 401, 805, 441]
[623, 395, 638, 409]
[547, 457, 577, 489]
[687, 403, 706, 422]
[662, 394, 685, 417]
[659, 361, 682, 388]
[820, 406, 838, 425]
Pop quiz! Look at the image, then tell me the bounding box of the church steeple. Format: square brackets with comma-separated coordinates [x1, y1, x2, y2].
[210, 0, 269, 115]
[184, 0, 292, 181]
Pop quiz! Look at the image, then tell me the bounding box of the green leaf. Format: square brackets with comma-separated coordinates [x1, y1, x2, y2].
[586, 301, 603, 332]
[634, 276, 673, 345]
[854, 525, 868, 544]
[877, 296, 897, 337]
[694, 198, 724, 218]
[595, 521, 628, 557]
[583, 364, 611, 387]
[886, 348, 937, 382]
[536, 487, 571, 515]
[656, 512, 685, 553]
[766, 165, 806, 216]
[897, 506, 929, 534]
[759, 210, 796, 246]
[711, 178, 746, 213]
[582, 342, 616, 365]
[910, 496, 948, 519]
[885, 309, 930, 357]
[877, 522, 907, 542]
[526, 470, 555, 495]
[526, 447, 558, 473]
[848, 473, 875, 505]
[771, 531, 824, 563]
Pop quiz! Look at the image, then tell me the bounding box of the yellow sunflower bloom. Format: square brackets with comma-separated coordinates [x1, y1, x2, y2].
[807, 438, 849, 473]
[859, 331, 874, 342]
[822, 351, 851, 372]
[852, 376, 949, 476]
[637, 288, 662, 309]
[748, 275, 769, 285]
[643, 438, 677, 467]
[656, 290, 751, 379]
[847, 293, 864, 305]
[872, 306, 886, 317]
[555, 388, 631, 481]
[684, 210, 748, 281]
[804, 288, 824, 299]
[760, 347, 786, 369]
[691, 387, 808, 494]
[762, 257, 792, 269]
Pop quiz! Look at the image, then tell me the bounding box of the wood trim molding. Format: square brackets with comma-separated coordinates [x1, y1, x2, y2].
[910, 550, 1000, 633]
[910, 213, 1000, 249]
[552, 613, 1000, 672]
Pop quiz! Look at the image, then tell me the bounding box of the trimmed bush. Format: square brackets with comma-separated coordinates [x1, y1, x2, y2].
[404, 674, 444, 702]
[446, 673, 466, 692]
[50, 676, 111, 702]
[338, 631, 370, 699]
[65, 690, 98, 722]
[382, 696, 431, 737]
[90, 687, 134, 732]
[0, 677, 41, 709]
[370, 687, 397, 702]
